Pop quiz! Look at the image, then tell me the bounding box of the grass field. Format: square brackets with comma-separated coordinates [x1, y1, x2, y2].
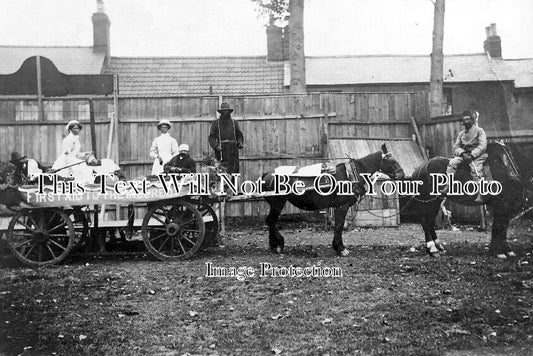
[1, 220, 532, 355]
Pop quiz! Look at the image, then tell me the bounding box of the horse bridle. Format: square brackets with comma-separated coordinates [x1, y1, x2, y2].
[380, 153, 403, 178]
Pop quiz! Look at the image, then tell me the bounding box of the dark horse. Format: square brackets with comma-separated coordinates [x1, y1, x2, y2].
[409, 141, 529, 258]
[263, 144, 405, 256]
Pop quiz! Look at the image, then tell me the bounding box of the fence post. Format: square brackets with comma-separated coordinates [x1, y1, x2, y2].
[89, 99, 97, 158]
[36, 56, 44, 122]
[410, 116, 428, 160]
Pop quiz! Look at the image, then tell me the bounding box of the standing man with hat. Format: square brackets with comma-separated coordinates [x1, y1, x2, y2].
[208, 102, 244, 174]
[150, 119, 179, 175]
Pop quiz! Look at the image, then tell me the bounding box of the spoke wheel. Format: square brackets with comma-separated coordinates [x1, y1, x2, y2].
[142, 200, 205, 261]
[6, 208, 75, 267]
[70, 209, 89, 246]
[198, 202, 219, 247]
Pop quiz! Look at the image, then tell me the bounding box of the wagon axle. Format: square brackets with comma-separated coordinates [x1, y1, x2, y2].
[165, 222, 180, 237]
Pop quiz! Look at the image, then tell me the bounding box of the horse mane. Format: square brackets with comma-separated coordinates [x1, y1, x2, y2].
[350, 151, 383, 174]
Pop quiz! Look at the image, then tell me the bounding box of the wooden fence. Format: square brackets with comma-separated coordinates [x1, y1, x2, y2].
[0, 92, 427, 219]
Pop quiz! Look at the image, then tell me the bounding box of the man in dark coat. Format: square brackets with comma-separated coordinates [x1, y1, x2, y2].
[164, 144, 196, 174]
[208, 102, 244, 174]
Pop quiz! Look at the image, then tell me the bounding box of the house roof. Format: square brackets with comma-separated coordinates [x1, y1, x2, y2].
[105, 56, 285, 97]
[284, 54, 533, 88]
[1, 45, 532, 96]
[0, 46, 106, 75]
[498, 58, 533, 88]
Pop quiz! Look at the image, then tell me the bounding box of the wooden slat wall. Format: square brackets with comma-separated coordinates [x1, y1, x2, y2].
[419, 120, 462, 158]
[1, 92, 428, 219]
[0, 98, 112, 164]
[326, 92, 420, 143]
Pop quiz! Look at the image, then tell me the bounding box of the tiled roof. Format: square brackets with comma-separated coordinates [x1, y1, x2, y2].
[284, 54, 533, 88]
[0, 46, 106, 75]
[497, 58, 533, 88]
[2, 46, 531, 95]
[105, 56, 285, 96]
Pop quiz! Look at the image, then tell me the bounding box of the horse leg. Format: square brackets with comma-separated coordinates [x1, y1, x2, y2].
[332, 203, 351, 257]
[422, 205, 442, 257]
[265, 197, 287, 254]
[433, 201, 447, 252]
[433, 229, 446, 253]
[489, 214, 515, 258]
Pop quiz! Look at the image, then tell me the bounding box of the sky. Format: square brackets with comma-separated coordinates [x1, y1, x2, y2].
[0, 0, 532, 59]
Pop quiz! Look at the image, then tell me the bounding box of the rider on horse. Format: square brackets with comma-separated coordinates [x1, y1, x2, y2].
[440, 110, 487, 202]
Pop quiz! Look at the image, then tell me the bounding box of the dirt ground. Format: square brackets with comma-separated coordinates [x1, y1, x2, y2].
[1, 217, 532, 355]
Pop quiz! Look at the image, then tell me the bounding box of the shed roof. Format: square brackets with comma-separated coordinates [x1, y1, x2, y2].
[328, 138, 425, 178]
[284, 54, 533, 88]
[0, 46, 106, 75]
[105, 56, 285, 97]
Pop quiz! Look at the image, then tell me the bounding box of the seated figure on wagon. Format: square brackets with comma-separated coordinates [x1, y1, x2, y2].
[164, 144, 196, 174]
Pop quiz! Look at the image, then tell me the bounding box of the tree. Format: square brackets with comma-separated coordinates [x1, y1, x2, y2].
[288, 0, 306, 93]
[251, 0, 289, 26]
[429, 0, 445, 117]
[251, 0, 306, 93]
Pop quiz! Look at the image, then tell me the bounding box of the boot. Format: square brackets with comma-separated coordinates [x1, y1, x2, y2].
[473, 176, 484, 203]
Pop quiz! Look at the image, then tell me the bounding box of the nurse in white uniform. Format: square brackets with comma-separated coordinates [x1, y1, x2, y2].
[149, 119, 178, 175]
[51, 120, 95, 182]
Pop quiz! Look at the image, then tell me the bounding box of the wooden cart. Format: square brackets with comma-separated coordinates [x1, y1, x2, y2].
[1, 179, 221, 267]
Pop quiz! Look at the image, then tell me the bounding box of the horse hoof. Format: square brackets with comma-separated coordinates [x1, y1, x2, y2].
[425, 248, 439, 257]
[274, 247, 283, 254]
[507, 251, 516, 258]
[496, 253, 507, 259]
[340, 249, 349, 257]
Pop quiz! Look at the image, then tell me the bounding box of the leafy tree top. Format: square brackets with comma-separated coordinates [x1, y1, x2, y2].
[251, 0, 290, 27]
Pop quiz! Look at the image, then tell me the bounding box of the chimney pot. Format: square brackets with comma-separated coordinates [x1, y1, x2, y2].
[485, 26, 491, 38]
[92, 0, 111, 64]
[483, 23, 501, 59]
[490, 23, 497, 36]
[266, 25, 284, 61]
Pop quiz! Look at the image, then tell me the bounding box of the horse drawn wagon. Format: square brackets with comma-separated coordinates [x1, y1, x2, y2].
[0, 172, 221, 267]
[0, 143, 406, 266]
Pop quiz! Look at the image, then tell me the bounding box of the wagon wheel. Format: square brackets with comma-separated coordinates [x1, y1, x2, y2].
[70, 208, 89, 246]
[6, 208, 75, 267]
[142, 200, 205, 261]
[197, 202, 219, 248]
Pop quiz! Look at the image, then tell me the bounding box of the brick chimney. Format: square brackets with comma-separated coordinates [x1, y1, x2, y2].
[92, 0, 111, 64]
[266, 25, 284, 61]
[483, 23, 501, 59]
